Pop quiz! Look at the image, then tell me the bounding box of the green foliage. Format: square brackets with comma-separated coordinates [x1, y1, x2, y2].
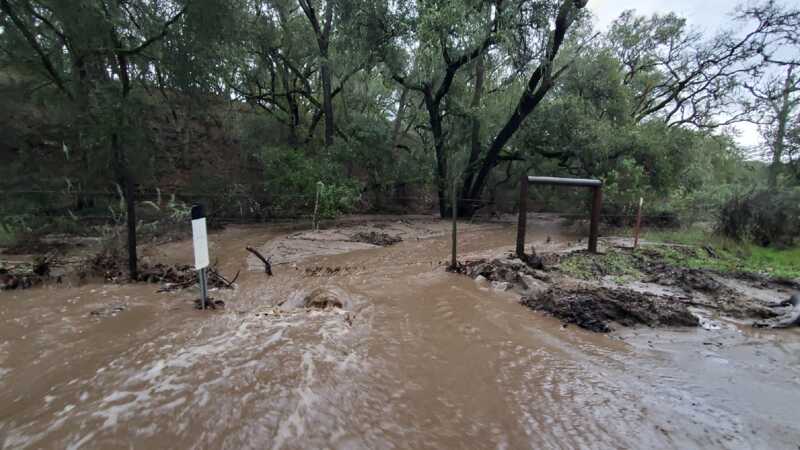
[0, 226, 17, 247]
[260, 146, 362, 218]
[641, 227, 800, 279]
[316, 182, 361, 220]
[717, 189, 800, 247]
[0, 0, 793, 241]
[559, 250, 642, 282]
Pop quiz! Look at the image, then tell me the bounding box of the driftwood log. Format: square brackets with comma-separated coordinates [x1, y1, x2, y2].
[246, 247, 273, 275]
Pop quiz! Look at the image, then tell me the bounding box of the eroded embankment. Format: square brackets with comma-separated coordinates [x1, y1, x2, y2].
[461, 243, 800, 333]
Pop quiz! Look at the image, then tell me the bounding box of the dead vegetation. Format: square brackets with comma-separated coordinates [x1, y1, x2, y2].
[0, 255, 55, 290]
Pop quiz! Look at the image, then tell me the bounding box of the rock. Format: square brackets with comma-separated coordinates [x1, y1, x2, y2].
[496, 267, 519, 283]
[194, 298, 225, 310]
[530, 270, 551, 282]
[303, 287, 345, 309]
[474, 275, 488, 284]
[519, 275, 547, 294]
[468, 263, 492, 278]
[491, 281, 512, 291]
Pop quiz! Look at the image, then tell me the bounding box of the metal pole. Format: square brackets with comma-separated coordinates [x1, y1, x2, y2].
[516, 175, 528, 258]
[199, 267, 208, 309]
[451, 178, 457, 268]
[588, 186, 602, 253]
[633, 197, 643, 250]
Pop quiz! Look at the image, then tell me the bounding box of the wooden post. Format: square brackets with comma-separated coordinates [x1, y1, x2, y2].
[633, 197, 643, 250]
[451, 178, 457, 268]
[516, 175, 529, 258]
[313, 181, 323, 231]
[588, 186, 602, 253]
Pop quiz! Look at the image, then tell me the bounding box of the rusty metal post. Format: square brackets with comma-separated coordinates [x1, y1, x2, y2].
[516, 175, 529, 258]
[633, 197, 643, 250]
[588, 186, 602, 253]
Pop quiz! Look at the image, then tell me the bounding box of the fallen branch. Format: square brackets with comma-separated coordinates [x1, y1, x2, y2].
[246, 247, 273, 275]
[209, 268, 240, 288]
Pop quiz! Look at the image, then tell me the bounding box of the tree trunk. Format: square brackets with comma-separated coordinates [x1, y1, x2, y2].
[391, 88, 409, 151]
[114, 49, 137, 279]
[769, 69, 795, 190]
[321, 58, 335, 147]
[423, 91, 448, 217]
[460, 54, 485, 216]
[112, 132, 138, 279]
[464, 0, 586, 211]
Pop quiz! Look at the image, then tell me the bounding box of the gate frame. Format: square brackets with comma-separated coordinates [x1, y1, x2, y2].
[516, 176, 603, 257]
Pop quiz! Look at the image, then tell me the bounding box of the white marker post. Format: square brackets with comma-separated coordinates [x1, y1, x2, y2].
[191, 204, 210, 309]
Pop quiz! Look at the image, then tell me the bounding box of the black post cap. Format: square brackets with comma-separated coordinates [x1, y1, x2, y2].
[191, 204, 206, 220]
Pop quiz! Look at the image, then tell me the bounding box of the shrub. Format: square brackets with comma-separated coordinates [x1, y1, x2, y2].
[717, 189, 800, 247]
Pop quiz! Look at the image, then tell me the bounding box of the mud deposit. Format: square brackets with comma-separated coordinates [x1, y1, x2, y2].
[522, 286, 700, 332]
[2, 215, 800, 449]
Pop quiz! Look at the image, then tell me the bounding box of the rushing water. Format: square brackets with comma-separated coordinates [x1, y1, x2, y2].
[1, 218, 799, 449]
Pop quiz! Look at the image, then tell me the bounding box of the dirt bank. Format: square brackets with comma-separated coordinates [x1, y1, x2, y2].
[522, 286, 700, 332]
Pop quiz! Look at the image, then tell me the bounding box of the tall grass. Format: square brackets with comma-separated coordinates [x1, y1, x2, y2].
[637, 226, 800, 279]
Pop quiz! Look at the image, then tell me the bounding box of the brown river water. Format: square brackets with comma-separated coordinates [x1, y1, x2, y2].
[1, 217, 799, 449]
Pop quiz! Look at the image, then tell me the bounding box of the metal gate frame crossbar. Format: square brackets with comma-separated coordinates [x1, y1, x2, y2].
[516, 176, 603, 257]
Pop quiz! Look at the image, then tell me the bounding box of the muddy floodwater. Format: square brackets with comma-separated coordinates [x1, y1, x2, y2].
[2, 217, 799, 449]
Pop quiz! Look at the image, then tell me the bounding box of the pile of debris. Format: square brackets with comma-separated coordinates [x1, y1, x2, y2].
[522, 286, 700, 333]
[0, 256, 54, 290]
[350, 231, 402, 247]
[463, 256, 551, 293]
[86, 252, 237, 292]
[138, 263, 236, 292]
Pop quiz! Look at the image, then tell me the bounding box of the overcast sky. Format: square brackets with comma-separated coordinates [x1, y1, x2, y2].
[588, 0, 764, 150]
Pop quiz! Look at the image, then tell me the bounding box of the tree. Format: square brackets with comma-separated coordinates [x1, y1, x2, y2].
[298, 0, 336, 147]
[390, 0, 496, 216]
[385, 0, 588, 217]
[462, 0, 589, 214]
[748, 66, 800, 188]
[737, 0, 800, 188]
[0, 0, 187, 278]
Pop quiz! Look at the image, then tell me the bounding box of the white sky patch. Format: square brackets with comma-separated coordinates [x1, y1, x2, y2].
[588, 0, 777, 152]
[589, 0, 739, 32]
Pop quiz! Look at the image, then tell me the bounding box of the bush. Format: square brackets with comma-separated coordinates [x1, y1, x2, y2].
[316, 182, 361, 220]
[717, 189, 800, 247]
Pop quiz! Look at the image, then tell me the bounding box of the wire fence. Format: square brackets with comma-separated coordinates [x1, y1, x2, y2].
[0, 189, 720, 230]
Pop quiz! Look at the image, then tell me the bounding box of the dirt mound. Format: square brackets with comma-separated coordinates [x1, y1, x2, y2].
[350, 231, 402, 246]
[723, 270, 800, 291]
[640, 263, 779, 319]
[521, 286, 699, 333]
[644, 264, 723, 292]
